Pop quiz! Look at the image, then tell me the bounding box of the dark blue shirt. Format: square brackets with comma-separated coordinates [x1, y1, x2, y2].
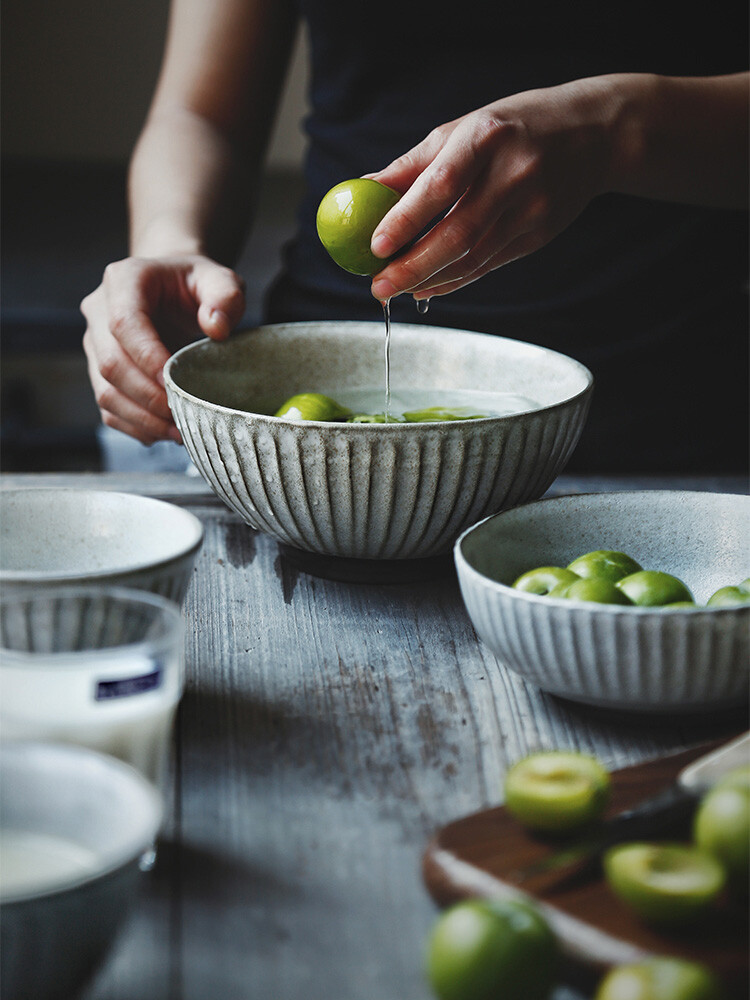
[264, 0, 749, 472]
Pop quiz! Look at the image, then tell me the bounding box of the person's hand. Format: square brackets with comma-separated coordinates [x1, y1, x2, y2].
[81, 254, 245, 444]
[368, 77, 618, 302]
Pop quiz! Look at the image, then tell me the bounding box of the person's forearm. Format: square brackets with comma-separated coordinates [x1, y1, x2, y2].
[128, 108, 256, 263]
[606, 72, 749, 208]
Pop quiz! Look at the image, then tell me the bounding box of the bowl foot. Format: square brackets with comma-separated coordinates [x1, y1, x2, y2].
[276, 544, 455, 584]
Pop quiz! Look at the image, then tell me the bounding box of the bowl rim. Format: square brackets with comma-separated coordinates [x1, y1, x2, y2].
[0, 488, 204, 583]
[454, 489, 750, 615]
[163, 320, 594, 427]
[0, 740, 163, 905]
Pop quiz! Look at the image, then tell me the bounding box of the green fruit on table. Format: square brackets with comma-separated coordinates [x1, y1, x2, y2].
[567, 550, 642, 583]
[693, 765, 750, 892]
[425, 898, 557, 1000]
[504, 750, 611, 833]
[594, 958, 722, 1000]
[512, 567, 580, 596]
[316, 178, 401, 275]
[563, 577, 634, 605]
[603, 843, 725, 925]
[616, 570, 693, 607]
[274, 393, 352, 422]
[706, 585, 750, 607]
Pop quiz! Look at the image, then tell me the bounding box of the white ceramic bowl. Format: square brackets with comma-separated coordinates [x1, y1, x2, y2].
[0, 489, 203, 602]
[164, 321, 592, 561]
[455, 491, 750, 712]
[0, 741, 162, 1000]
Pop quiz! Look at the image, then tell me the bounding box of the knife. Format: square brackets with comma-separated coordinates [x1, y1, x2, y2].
[509, 731, 749, 889]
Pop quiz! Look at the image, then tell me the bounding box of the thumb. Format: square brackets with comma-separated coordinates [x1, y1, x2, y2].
[192, 259, 246, 341]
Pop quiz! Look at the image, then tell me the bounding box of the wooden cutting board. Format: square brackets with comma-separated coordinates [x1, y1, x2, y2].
[422, 741, 749, 997]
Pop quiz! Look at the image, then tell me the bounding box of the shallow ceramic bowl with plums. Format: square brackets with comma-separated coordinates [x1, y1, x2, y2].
[164, 321, 592, 562]
[454, 490, 750, 712]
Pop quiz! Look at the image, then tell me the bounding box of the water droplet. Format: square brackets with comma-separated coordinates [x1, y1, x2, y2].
[415, 297, 430, 315]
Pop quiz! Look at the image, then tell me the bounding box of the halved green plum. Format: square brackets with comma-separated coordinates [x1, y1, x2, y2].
[504, 750, 611, 833]
[594, 958, 722, 1000]
[567, 550, 642, 584]
[603, 843, 725, 925]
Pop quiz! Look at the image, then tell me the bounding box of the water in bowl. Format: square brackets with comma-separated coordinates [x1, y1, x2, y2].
[333, 386, 540, 421]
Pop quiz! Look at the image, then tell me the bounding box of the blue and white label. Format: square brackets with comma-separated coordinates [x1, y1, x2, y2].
[95, 668, 163, 701]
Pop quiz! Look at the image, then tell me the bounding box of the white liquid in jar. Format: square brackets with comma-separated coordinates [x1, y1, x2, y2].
[0, 830, 101, 899]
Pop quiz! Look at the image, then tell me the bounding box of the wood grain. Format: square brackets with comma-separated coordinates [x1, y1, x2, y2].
[4, 473, 745, 1000]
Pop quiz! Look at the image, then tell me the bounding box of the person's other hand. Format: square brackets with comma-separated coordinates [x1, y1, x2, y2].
[368, 78, 617, 302]
[81, 255, 245, 444]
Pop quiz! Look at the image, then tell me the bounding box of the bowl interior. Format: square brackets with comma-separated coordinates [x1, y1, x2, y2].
[0, 490, 203, 579]
[459, 491, 749, 605]
[0, 742, 162, 903]
[165, 321, 592, 417]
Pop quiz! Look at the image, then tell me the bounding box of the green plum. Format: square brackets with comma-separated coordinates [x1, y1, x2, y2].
[563, 578, 633, 605]
[504, 750, 611, 833]
[425, 898, 557, 1000]
[616, 571, 693, 607]
[603, 843, 725, 925]
[594, 958, 722, 1000]
[316, 178, 400, 275]
[567, 550, 642, 583]
[403, 406, 490, 422]
[706, 585, 750, 608]
[274, 393, 352, 421]
[512, 567, 579, 596]
[694, 766, 750, 893]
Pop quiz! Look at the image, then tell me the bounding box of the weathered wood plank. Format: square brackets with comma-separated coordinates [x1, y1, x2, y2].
[14, 472, 739, 1000]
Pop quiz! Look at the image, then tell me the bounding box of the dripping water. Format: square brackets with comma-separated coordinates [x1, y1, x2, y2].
[415, 297, 430, 315]
[381, 297, 392, 422]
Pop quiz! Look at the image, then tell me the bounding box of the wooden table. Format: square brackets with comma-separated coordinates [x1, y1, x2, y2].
[3, 471, 747, 1000]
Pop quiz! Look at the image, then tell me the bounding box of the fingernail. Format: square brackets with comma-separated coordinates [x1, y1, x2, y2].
[371, 278, 397, 300]
[209, 308, 230, 328]
[371, 233, 394, 258]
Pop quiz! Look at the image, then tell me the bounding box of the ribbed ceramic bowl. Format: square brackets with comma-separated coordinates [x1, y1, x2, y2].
[0, 741, 162, 1000]
[455, 491, 750, 711]
[0, 489, 203, 603]
[164, 322, 592, 561]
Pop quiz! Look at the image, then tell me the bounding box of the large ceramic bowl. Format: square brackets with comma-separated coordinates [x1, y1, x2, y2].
[0, 741, 162, 1000]
[0, 489, 203, 602]
[455, 491, 750, 711]
[164, 321, 592, 561]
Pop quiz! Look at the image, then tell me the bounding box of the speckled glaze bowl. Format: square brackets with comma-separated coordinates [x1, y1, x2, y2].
[0, 489, 203, 603]
[455, 491, 750, 711]
[164, 322, 592, 561]
[0, 742, 162, 1000]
